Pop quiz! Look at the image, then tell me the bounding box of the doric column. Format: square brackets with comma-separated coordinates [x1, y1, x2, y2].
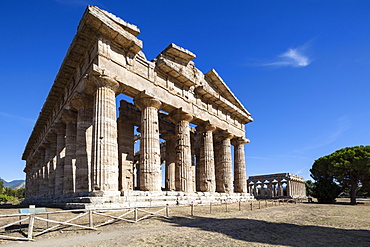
[231, 137, 250, 193]
[45, 133, 57, 196]
[193, 132, 201, 192]
[134, 93, 162, 191]
[117, 114, 135, 192]
[71, 93, 94, 193]
[267, 181, 273, 197]
[253, 183, 257, 196]
[277, 180, 283, 197]
[198, 122, 216, 192]
[168, 108, 194, 193]
[287, 180, 291, 197]
[62, 110, 77, 194]
[51, 122, 66, 196]
[90, 75, 120, 194]
[161, 131, 176, 191]
[216, 131, 234, 193]
[40, 142, 51, 197]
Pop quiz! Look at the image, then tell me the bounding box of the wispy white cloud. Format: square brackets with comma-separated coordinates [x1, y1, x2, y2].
[263, 47, 311, 68]
[0, 111, 35, 123]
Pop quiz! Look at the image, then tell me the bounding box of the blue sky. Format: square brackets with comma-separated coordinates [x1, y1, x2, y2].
[1, 0, 370, 181]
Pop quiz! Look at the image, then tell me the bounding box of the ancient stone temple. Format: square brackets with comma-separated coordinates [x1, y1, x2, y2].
[247, 173, 306, 199]
[22, 6, 254, 208]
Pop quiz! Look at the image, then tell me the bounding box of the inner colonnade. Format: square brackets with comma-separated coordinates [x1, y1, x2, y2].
[247, 173, 306, 199]
[22, 6, 254, 206]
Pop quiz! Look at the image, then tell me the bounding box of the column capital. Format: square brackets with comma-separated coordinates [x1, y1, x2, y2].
[160, 130, 176, 141]
[88, 73, 120, 92]
[216, 130, 234, 140]
[50, 122, 66, 134]
[45, 132, 57, 142]
[61, 109, 77, 124]
[197, 121, 216, 132]
[168, 108, 193, 123]
[134, 92, 162, 111]
[70, 92, 93, 110]
[231, 136, 250, 146]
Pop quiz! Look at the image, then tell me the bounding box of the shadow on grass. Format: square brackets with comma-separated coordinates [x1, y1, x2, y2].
[162, 216, 370, 247]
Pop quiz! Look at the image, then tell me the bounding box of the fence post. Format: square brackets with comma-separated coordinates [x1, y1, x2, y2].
[209, 203, 212, 214]
[134, 208, 138, 222]
[89, 210, 93, 228]
[250, 202, 253, 211]
[191, 203, 194, 216]
[225, 201, 228, 212]
[265, 200, 267, 208]
[27, 214, 35, 240]
[166, 205, 169, 218]
[258, 201, 261, 209]
[239, 200, 241, 211]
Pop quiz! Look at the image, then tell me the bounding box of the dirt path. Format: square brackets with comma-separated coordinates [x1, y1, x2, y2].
[2, 201, 370, 246]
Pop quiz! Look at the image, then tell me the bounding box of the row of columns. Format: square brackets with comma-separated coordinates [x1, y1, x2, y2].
[25, 74, 250, 199]
[248, 178, 306, 198]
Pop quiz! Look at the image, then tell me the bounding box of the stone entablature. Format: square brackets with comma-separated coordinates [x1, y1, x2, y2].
[247, 173, 306, 199]
[22, 6, 253, 205]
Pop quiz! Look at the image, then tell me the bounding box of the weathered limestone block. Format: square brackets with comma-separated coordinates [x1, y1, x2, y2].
[198, 122, 216, 192]
[89, 74, 120, 194]
[232, 137, 249, 193]
[168, 109, 194, 192]
[71, 93, 94, 192]
[216, 131, 234, 193]
[134, 92, 162, 191]
[62, 110, 77, 194]
[161, 130, 176, 191]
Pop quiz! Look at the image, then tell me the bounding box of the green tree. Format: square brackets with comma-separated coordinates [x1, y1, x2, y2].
[305, 180, 314, 197]
[0, 180, 4, 195]
[310, 146, 370, 205]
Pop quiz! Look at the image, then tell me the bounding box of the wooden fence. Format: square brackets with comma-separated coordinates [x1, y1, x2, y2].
[0, 198, 302, 242]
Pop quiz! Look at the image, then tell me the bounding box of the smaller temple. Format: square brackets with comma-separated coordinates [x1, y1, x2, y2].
[247, 173, 306, 199]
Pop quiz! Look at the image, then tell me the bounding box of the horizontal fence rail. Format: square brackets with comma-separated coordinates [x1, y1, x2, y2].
[0, 199, 303, 242]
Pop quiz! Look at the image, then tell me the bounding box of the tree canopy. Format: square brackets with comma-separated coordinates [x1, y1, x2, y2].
[310, 145, 370, 204]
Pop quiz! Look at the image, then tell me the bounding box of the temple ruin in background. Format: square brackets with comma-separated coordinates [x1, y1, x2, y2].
[247, 173, 306, 199]
[22, 6, 254, 208]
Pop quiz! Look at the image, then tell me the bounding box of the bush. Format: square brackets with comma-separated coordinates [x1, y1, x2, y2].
[312, 179, 341, 204]
[0, 194, 13, 203]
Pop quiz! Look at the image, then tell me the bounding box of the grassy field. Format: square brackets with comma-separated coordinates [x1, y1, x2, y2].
[1, 198, 370, 246]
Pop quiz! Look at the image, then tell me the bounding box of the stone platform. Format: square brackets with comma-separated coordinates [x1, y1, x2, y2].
[22, 191, 255, 209]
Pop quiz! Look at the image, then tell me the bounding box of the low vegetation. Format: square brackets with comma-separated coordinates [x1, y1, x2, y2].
[0, 180, 24, 203]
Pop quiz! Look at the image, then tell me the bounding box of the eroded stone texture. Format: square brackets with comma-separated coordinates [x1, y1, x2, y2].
[62, 110, 77, 194]
[71, 93, 94, 192]
[90, 75, 120, 194]
[232, 137, 249, 193]
[169, 109, 193, 192]
[198, 122, 216, 192]
[161, 130, 176, 191]
[134, 93, 162, 191]
[216, 131, 234, 193]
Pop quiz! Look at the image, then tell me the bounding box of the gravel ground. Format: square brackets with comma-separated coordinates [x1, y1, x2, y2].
[1, 199, 370, 247]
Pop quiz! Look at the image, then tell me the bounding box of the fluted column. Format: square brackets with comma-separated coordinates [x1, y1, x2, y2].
[169, 109, 194, 193]
[277, 180, 283, 197]
[161, 131, 176, 191]
[40, 142, 50, 197]
[232, 137, 250, 193]
[117, 115, 135, 191]
[287, 180, 291, 197]
[71, 93, 93, 193]
[90, 75, 120, 194]
[134, 93, 162, 191]
[62, 110, 77, 194]
[45, 133, 57, 196]
[216, 131, 234, 193]
[51, 122, 66, 196]
[198, 122, 216, 192]
[267, 181, 273, 197]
